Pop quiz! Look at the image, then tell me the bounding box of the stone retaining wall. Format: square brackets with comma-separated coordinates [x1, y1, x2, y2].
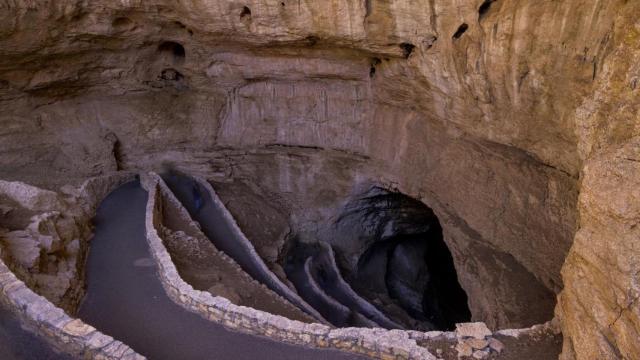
[142, 171, 563, 360]
[191, 174, 328, 322]
[0, 172, 146, 359]
[0, 248, 143, 359]
[142, 172, 436, 359]
[154, 174, 317, 323]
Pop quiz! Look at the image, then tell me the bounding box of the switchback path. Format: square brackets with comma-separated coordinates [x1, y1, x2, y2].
[77, 181, 366, 360]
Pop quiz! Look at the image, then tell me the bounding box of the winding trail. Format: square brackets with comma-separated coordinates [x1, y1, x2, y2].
[306, 243, 403, 329]
[77, 180, 366, 360]
[162, 173, 325, 321]
[0, 305, 72, 360]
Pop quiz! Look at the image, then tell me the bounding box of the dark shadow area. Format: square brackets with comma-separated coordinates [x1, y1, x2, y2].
[399, 43, 415, 58]
[335, 188, 471, 330]
[158, 41, 186, 64]
[283, 240, 401, 329]
[452, 23, 469, 39]
[240, 6, 252, 19]
[478, 0, 497, 20]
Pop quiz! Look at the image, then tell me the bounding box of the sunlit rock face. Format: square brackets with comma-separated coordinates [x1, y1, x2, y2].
[0, 1, 639, 359]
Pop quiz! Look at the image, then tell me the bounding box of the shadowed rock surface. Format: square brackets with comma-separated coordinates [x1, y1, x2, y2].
[284, 240, 402, 329]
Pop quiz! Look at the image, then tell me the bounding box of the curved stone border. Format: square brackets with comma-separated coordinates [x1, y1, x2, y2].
[0, 249, 143, 359]
[313, 241, 403, 329]
[154, 173, 317, 323]
[143, 171, 563, 360]
[0, 172, 145, 359]
[191, 174, 327, 322]
[142, 172, 436, 359]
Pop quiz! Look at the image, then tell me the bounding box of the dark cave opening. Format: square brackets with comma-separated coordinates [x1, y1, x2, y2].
[240, 6, 252, 19]
[335, 188, 471, 330]
[158, 41, 186, 64]
[478, 0, 497, 20]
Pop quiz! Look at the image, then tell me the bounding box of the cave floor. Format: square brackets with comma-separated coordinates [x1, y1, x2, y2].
[76, 180, 366, 360]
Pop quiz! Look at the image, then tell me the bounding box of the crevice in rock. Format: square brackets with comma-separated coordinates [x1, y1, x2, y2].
[158, 41, 186, 64]
[113, 139, 123, 171]
[369, 57, 381, 78]
[478, 0, 497, 20]
[400, 43, 415, 59]
[364, 0, 372, 18]
[240, 6, 252, 19]
[111, 17, 135, 32]
[452, 23, 469, 39]
[305, 36, 319, 47]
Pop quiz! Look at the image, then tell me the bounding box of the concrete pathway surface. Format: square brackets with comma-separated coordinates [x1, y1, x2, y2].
[0, 304, 72, 360]
[78, 180, 367, 360]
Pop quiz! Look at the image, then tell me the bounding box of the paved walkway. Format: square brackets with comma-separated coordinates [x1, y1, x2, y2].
[0, 304, 72, 360]
[78, 180, 366, 360]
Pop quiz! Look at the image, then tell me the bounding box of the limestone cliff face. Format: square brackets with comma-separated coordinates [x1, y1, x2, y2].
[0, 0, 638, 358]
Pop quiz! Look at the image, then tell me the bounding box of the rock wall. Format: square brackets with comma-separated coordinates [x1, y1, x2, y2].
[0, 172, 136, 311]
[0, 0, 638, 358]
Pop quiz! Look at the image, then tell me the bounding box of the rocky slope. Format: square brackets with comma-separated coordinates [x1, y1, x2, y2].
[0, 1, 638, 359]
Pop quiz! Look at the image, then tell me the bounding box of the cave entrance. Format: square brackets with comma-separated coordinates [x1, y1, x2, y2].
[333, 188, 471, 331]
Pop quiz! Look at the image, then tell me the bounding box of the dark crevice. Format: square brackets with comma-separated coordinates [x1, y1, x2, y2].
[336, 188, 471, 330]
[399, 43, 415, 59]
[369, 58, 381, 78]
[158, 41, 186, 64]
[240, 6, 251, 19]
[478, 0, 497, 20]
[112, 17, 134, 31]
[364, 0, 372, 18]
[452, 23, 469, 39]
[113, 140, 123, 171]
[305, 36, 319, 47]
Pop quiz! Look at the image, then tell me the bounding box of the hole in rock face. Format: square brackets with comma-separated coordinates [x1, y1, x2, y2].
[478, 0, 497, 20]
[400, 42, 415, 59]
[369, 58, 381, 78]
[157, 41, 186, 64]
[305, 36, 319, 47]
[112, 17, 135, 31]
[452, 23, 469, 39]
[332, 187, 471, 330]
[240, 6, 252, 19]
